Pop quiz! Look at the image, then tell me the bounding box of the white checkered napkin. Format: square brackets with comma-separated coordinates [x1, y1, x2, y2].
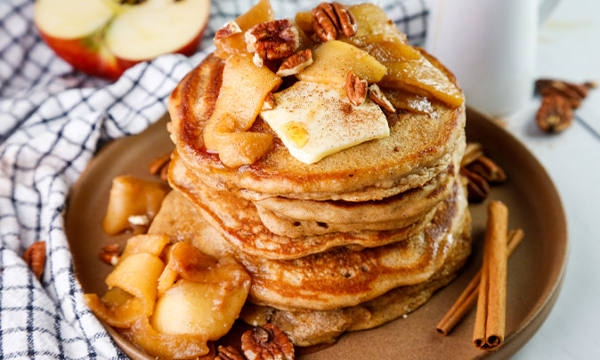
[0, 0, 428, 358]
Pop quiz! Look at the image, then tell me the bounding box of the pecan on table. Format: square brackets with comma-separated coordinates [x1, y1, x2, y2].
[345, 70, 368, 106]
[241, 324, 295, 360]
[216, 345, 245, 360]
[368, 84, 396, 112]
[536, 94, 574, 133]
[312, 2, 357, 42]
[535, 79, 596, 109]
[276, 49, 313, 77]
[23, 241, 46, 280]
[245, 19, 300, 66]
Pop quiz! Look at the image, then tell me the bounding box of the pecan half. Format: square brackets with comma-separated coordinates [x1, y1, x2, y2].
[23, 242, 46, 280]
[276, 49, 313, 77]
[262, 93, 277, 111]
[241, 324, 295, 360]
[536, 79, 596, 109]
[99, 244, 120, 266]
[216, 345, 245, 360]
[368, 84, 396, 112]
[345, 70, 367, 106]
[148, 152, 171, 176]
[215, 21, 242, 41]
[536, 94, 573, 133]
[460, 168, 489, 203]
[245, 19, 300, 65]
[311, 2, 357, 42]
[466, 156, 507, 184]
[461, 142, 484, 167]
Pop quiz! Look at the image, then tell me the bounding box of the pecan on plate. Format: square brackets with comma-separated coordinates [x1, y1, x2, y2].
[99, 244, 120, 266]
[241, 324, 295, 360]
[345, 70, 368, 106]
[216, 345, 245, 360]
[148, 152, 171, 180]
[535, 79, 596, 109]
[312, 2, 357, 42]
[215, 21, 242, 41]
[276, 49, 313, 77]
[23, 241, 46, 280]
[460, 168, 489, 203]
[465, 156, 507, 184]
[245, 19, 300, 66]
[461, 142, 484, 167]
[368, 84, 396, 112]
[536, 94, 573, 133]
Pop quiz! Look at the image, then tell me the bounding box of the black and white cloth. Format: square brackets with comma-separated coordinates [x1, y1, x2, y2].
[0, 0, 428, 358]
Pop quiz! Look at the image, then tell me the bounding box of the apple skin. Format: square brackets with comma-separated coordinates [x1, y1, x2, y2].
[37, 23, 207, 81]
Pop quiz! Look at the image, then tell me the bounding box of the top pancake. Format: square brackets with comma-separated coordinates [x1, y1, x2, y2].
[168, 51, 466, 200]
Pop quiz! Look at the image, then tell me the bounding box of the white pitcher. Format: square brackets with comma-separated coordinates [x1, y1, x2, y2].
[424, 0, 561, 116]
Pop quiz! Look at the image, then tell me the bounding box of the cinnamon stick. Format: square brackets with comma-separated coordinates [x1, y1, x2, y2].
[473, 201, 508, 351]
[436, 229, 524, 335]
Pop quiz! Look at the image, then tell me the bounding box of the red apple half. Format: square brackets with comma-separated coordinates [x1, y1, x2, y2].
[34, 0, 210, 80]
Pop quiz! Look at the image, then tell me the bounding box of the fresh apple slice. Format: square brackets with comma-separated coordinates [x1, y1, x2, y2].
[34, 0, 210, 80]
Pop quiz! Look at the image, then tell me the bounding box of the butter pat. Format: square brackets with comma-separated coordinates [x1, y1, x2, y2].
[261, 81, 389, 164]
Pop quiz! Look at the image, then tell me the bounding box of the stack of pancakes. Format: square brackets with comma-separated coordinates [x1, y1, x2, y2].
[151, 53, 471, 346]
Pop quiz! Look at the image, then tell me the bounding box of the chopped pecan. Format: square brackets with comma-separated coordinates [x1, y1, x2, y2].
[148, 152, 171, 176]
[216, 345, 245, 360]
[461, 142, 484, 167]
[460, 168, 489, 203]
[241, 324, 295, 360]
[276, 49, 313, 77]
[368, 84, 396, 112]
[99, 244, 120, 266]
[245, 19, 300, 66]
[345, 70, 367, 106]
[215, 21, 242, 41]
[535, 79, 596, 109]
[536, 94, 573, 133]
[23, 242, 46, 280]
[466, 155, 507, 184]
[262, 93, 277, 111]
[311, 2, 357, 42]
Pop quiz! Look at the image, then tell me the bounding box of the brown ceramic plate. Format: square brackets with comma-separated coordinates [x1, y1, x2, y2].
[66, 108, 568, 360]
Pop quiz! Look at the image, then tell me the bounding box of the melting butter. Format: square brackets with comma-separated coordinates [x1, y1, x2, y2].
[261, 81, 390, 164]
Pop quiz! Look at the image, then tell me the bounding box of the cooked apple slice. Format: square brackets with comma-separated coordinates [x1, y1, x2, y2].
[380, 57, 464, 107]
[214, 0, 274, 58]
[296, 40, 387, 86]
[349, 3, 407, 42]
[34, 0, 210, 80]
[203, 54, 281, 167]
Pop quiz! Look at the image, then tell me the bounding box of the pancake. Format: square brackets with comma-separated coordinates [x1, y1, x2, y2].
[251, 155, 458, 237]
[151, 178, 469, 311]
[167, 51, 466, 201]
[254, 204, 437, 238]
[240, 213, 471, 346]
[170, 152, 446, 259]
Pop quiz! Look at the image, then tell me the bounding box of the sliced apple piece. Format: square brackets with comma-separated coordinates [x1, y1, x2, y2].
[380, 57, 464, 107]
[102, 176, 170, 235]
[296, 40, 387, 86]
[345, 34, 421, 62]
[349, 3, 407, 43]
[382, 89, 435, 115]
[34, 0, 210, 80]
[214, 0, 274, 59]
[203, 54, 281, 167]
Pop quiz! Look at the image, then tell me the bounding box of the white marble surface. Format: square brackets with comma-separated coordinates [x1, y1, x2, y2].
[469, 0, 600, 358]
